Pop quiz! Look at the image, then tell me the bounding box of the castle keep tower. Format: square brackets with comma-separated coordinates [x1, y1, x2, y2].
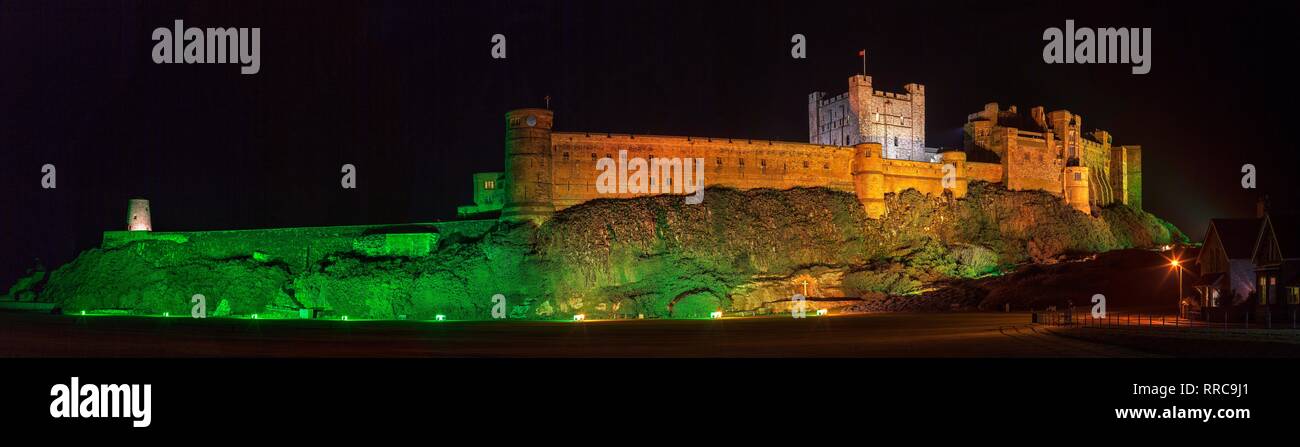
[126, 198, 152, 231]
[500, 109, 555, 223]
[810, 73, 929, 161]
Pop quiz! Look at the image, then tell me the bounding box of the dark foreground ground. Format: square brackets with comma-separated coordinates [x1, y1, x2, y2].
[3, 311, 1297, 357]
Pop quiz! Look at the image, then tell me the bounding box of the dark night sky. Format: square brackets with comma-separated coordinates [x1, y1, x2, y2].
[2, 0, 1298, 287]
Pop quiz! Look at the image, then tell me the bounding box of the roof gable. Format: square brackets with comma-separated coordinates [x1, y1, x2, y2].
[1207, 218, 1261, 259]
[1253, 214, 1298, 264]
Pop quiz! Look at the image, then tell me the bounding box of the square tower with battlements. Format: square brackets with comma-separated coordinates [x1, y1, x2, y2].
[809, 74, 928, 161]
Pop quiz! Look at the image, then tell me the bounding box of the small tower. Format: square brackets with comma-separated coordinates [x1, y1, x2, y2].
[126, 198, 152, 231]
[1063, 167, 1091, 215]
[851, 143, 886, 219]
[939, 150, 968, 198]
[500, 108, 555, 223]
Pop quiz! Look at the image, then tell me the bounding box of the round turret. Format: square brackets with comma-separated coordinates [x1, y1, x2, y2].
[939, 150, 968, 198]
[126, 198, 152, 231]
[500, 108, 555, 223]
[851, 143, 886, 219]
[1063, 166, 1091, 214]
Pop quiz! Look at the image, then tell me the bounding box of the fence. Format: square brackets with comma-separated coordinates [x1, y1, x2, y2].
[1032, 308, 1300, 330]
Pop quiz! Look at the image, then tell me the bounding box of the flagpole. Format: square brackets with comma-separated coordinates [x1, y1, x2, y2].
[861, 49, 866, 76]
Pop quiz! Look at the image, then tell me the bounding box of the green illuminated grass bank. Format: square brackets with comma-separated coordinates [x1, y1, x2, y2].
[14, 183, 1184, 320]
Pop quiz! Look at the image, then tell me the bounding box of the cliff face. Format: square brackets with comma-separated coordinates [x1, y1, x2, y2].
[28, 182, 1183, 319]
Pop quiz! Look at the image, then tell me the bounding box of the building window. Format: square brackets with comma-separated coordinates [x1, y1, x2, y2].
[1023, 153, 1030, 162]
[1074, 172, 1082, 181]
[893, 136, 899, 146]
[591, 153, 597, 161]
[1288, 287, 1300, 305]
[823, 162, 830, 169]
[716, 157, 723, 166]
[563, 152, 570, 161]
[739, 158, 745, 167]
[803, 160, 810, 169]
[483, 180, 496, 190]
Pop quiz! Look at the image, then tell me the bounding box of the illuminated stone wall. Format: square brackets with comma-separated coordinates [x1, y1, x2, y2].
[1117, 145, 1142, 211]
[1003, 130, 1064, 195]
[963, 103, 1142, 211]
[966, 161, 1004, 183]
[500, 97, 1143, 223]
[101, 220, 495, 273]
[548, 132, 856, 210]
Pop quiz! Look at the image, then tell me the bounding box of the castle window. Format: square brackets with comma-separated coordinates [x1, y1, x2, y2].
[716, 157, 723, 166]
[591, 153, 597, 161]
[760, 159, 767, 168]
[483, 180, 496, 190]
[1023, 153, 1030, 162]
[893, 136, 899, 146]
[803, 160, 810, 169]
[1074, 172, 1082, 181]
[563, 152, 570, 161]
[823, 162, 830, 169]
[739, 158, 745, 167]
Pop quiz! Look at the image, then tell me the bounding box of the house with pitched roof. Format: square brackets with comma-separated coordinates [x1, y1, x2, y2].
[1194, 217, 1262, 314]
[1251, 214, 1299, 319]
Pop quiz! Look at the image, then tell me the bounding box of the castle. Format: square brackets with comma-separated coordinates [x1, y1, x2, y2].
[457, 71, 1143, 223]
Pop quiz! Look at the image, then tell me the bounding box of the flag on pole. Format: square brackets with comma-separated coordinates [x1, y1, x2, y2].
[858, 49, 865, 57]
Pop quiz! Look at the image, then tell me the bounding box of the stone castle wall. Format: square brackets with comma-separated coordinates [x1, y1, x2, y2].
[964, 103, 1139, 212]
[501, 109, 978, 221]
[1003, 129, 1064, 195]
[966, 161, 1004, 183]
[548, 132, 857, 210]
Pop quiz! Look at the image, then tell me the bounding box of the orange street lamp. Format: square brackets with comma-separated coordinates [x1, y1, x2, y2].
[1170, 259, 1184, 318]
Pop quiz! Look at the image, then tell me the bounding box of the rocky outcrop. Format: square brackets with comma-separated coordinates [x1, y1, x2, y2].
[29, 183, 1184, 319]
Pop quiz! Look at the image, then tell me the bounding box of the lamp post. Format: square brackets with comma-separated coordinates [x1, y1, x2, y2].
[1171, 259, 1183, 319]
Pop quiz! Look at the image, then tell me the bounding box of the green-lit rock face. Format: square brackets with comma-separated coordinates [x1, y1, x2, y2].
[27, 184, 1183, 320]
